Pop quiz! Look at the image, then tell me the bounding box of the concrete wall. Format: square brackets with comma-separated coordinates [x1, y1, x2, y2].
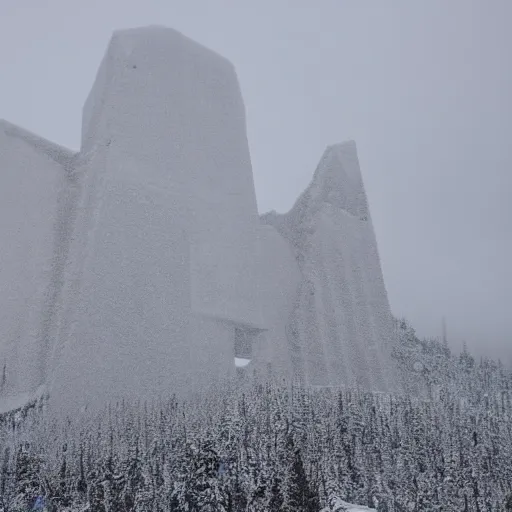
[80, 27, 264, 326]
[250, 225, 301, 377]
[264, 142, 397, 391]
[51, 26, 266, 410]
[49, 146, 194, 410]
[0, 27, 397, 414]
[0, 122, 68, 398]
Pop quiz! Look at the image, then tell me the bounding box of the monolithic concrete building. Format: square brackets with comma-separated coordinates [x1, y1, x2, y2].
[0, 26, 395, 413]
[262, 142, 396, 390]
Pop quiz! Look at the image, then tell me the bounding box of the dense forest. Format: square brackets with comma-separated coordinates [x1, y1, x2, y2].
[0, 321, 511, 511]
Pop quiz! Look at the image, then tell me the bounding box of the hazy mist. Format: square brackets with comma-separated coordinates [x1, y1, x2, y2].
[1, 0, 510, 360]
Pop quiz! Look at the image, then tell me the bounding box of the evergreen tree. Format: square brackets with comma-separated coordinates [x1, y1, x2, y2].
[1, 343, 511, 512]
[11, 443, 42, 511]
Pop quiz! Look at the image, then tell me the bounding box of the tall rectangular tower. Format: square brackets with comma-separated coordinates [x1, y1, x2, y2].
[49, 27, 268, 411]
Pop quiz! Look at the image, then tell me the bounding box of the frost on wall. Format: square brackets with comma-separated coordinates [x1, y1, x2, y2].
[50, 26, 275, 411]
[0, 26, 300, 413]
[0, 26, 396, 413]
[262, 142, 397, 391]
[0, 121, 75, 400]
[249, 225, 301, 376]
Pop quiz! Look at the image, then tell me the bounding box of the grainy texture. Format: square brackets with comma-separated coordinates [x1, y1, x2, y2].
[0, 26, 394, 414]
[262, 143, 396, 390]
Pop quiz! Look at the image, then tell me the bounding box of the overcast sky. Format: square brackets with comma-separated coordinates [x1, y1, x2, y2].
[1, 0, 510, 360]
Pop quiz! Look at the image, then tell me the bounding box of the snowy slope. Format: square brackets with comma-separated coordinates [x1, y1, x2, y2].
[262, 142, 396, 390]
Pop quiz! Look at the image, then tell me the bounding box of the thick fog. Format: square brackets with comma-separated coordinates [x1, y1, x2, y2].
[1, 0, 510, 361]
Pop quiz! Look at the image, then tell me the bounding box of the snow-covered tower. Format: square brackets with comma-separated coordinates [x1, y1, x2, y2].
[0, 25, 396, 413]
[261, 142, 396, 391]
[0, 26, 297, 412]
[48, 26, 300, 411]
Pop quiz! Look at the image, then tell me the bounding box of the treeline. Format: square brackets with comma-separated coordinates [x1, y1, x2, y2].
[1, 324, 511, 511]
[393, 318, 512, 408]
[1, 373, 512, 511]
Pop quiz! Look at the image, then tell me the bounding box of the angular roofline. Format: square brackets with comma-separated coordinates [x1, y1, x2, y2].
[276, 140, 360, 218]
[112, 25, 234, 69]
[0, 119, 76, 169]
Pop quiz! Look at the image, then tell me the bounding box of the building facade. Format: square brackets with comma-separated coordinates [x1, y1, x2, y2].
[0, 26, 396, 413]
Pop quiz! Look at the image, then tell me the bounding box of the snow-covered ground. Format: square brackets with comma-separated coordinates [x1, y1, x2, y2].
[0, 385, 45, 414]
[321, 498, 376, 511]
